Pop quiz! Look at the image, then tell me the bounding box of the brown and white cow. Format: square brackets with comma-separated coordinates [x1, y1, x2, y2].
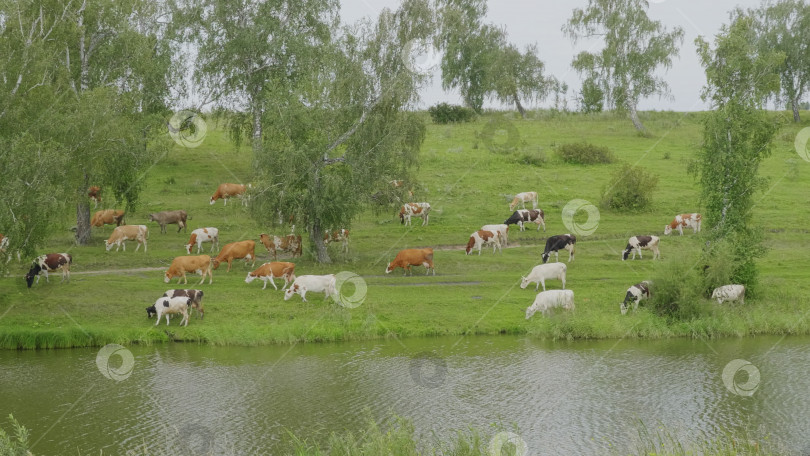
[385, 248, 435, 275]
[88, 186, 102, 209]
[504, 209, 546, 232]
[323, 229, 350, 253]
[245, 262, 296, 290]
[164, 255, 213, 285]
[105, 225, 148, 252]
[212, 240, 256, 272]
[664, 213, 702, 236]
[148, 210, 187, 234]
[160, 289, 205, 319]
[25, 253, 72, 288]
[210, 183, 248, 206]
[185, 227, 220, 254]
[259, 233, 302, 259]
[509, 191, 538, 211]
[91, 209, 125, 228]
[399, 202, 431, 226]
[622, 236, 660, 261]
[465, 230, 502, 255]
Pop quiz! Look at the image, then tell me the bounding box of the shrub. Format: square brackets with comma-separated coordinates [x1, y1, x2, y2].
[556, 142, 615, 164]
[648, 253, 704, 319]
[600, 164, 659, 210]
[428, 103, 476, 124]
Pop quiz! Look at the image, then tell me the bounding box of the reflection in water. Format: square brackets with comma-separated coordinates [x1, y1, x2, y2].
[0, 335, 807, 455]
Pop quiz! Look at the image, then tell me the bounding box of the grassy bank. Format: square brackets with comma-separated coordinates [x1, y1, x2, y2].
[1, 110, 809, 349]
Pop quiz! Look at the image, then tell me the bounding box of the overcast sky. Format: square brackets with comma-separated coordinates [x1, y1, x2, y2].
[339, 0, 765, 111]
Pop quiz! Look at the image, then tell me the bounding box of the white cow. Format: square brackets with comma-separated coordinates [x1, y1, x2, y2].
[105, 225, 148, 252]
[520, 263, 567, 292]
[147, 296, 191, 327]
[525, 290, 575, 319]
[711, 285, 745, 305]
[284, 274, 337, 302]
[481, 224, 509, 246]
[185, 227, 220, 254]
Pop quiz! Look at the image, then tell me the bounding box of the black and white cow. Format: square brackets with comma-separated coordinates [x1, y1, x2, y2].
[24, 253, 73, 288]
[622, 236, 660, 261]
[541, 234, 576, 263]
[504, 209, 546, 232]
[162, 289, 205, 319]
[620, 281, 652, 315]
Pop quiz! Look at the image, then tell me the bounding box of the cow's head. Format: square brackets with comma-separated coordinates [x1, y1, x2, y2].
[465, 236, 475, 255]
[163, 272, 172, 283]
[663, 225, 673, 235]
[399, 209, 405, 224]
[245, 273, 255, 284]
[519, 277, 530, 289]
[148, 214, 157, 222]
[385, 263, 394, 274]
[24, 264, 40, 288]
[146, 305, 157, 318]
[525, 305, 538, 320]
[104, 240, 114, 251]
[211, 259, 221, 269]
[621, 247, 632, 261]
[283, 284, 300, 301]
[541, 252, 550, 264]
[620, 303, 629, 315]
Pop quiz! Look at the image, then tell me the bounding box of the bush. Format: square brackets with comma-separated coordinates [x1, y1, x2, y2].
[648, 253, 704, 319]
[428, 103, 476, 124]
[556, 142, 615, 164]
[600, 164, 659, 210]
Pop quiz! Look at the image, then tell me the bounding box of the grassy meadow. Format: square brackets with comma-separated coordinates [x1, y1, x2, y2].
[1, 110, 809, 349]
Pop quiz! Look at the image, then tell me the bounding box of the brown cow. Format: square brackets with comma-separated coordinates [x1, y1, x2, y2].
[385, 248, 435, 276]
[148, 210, 187, 234]
[212, 240, 256, 272]
[164, 255, 213, 285]
[259, 233, 302, 259]
[91, 209, 125, 228]
[244, 262, 296, 290]
[88, 186, 102, 209]
[210, 183, 248, 206]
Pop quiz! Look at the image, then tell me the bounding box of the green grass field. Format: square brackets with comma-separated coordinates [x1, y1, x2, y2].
[1, 110, 809, 349]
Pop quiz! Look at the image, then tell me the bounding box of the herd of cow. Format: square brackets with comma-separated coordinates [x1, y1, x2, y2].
[5, 184, 748, 325]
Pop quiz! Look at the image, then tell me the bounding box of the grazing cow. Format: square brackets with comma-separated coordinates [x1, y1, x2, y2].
[284, 274, 337, 302]
[711, 284, 745, 305]
[245, 262, 297, 290]
[146, 296, 191, 327]
[105, 225, 148, 252]
[212, 240, 256, 272]
[504, 209, 546, 232]
[520, 263, 566, 292]
[525, 290, 575, 319]
[88, 186, 102, 209]
[465, 230, 502, 255]
[509, 191, 538, 211]
[664, 213, 702, 236]
[622, 236, 660, 261]
[385, 248, 435, 275]
[164, 255, 213, 285]
[210, 183, 248, 206]
[541, 234, 576, 263]
[259, 233, 302, 259]
[148, 210, 188, 234]
[481, 224, 509, 246]
[91, 209, 125, 228]
[620, 281, 652, 315]
[399, 202, 431, 226]
[24, 253, 72, 288]
[162, 289, 205, 319]
[323, 229, 350, 253]
[185, 227, 220, 254]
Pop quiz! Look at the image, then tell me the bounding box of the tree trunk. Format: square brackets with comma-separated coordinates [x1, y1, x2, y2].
[310, 220, 331, 264]
[251, 95, 263, 154]
[514, 95, 526, 118]
[628, 103, 645, 131]
[75, 201, 91, 245]
[791, 97, 801, 122]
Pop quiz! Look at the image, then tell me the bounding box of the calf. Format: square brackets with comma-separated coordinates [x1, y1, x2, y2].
[164, 255, 213, 285]
[385, 248, 435, 276]
[185, 227, 220, 254]
[525, 289, 575, 319]
[520, 263, 566, 292]
[146, 296, 191, 327]
[212, 240, 256, 272]
[162, 289, 205, 319]
[323, 229, 350, 253]
[621, 281, 652, 315]
[711, 284, 745, 305]
[283, 274, 336, 302]
[259, 233, 303, 259]
[465, 230, 502, 255]
[504, 209, 545, 232]
[245, 262, 296, 290]
[481, 224, 509, 246]
[210, 183, 248, 206]
[91, 209, 125, 228]
[541, 234, 576, 263]
[88, 186, 102, 209]
[25, 253, 72, 288]
[105, 225, 148, 252]
[148, 210, 188, 234]
[509, 191, 538, 211]
[399, 202, 431, 226]
[622, 236, 660, 261]
[664, 213, 702, 236]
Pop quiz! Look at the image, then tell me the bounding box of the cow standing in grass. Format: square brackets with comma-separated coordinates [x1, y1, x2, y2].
[664, 213, 702, 236]
[504, 209, 545, 232]
[622, 236, 660, 261]
[621, 281, 652, 315]
[541, 234, 576, 263]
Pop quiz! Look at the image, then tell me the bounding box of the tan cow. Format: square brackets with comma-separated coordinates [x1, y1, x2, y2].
[105, 225, 148, 252]
[91, 209, 125, 227]
[385, 248, 435, 275]
[212, 240, 256, 272]
[323, 229, 350, 253]
[164, 255, 213, 285]
[245, 262, 296, 290]
[210, 183, 248, 206]
[259, 233, 302, 259]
